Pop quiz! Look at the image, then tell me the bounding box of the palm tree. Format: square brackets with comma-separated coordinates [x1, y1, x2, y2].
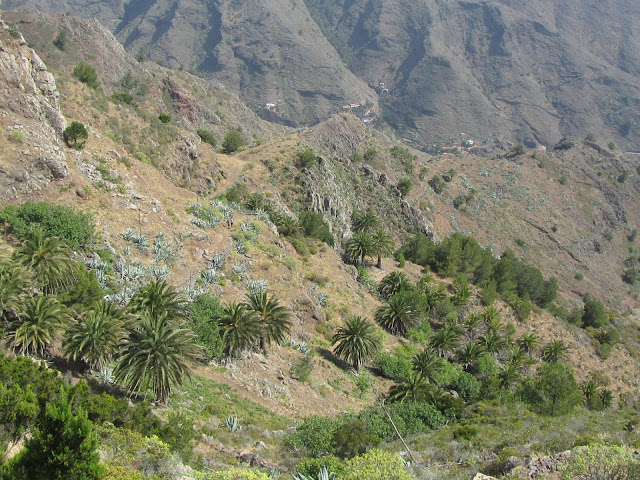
[64, 306, 126, 370]
[580, 380, 600, 405]
[114, 312, 202, 404]
[216, 302, 261, 356]
[352, 210, 380, 233]
[412, 348, 444, 383]
[0, 259, 29, 323]
[464, 312, 484, 340]
[478, 331, 506, 357]
[275, 216, 300, 237]
[5, 296, 69, 356]
[455, 342, 485, 372]
[506, 345, 532, 371]
[451, 275, 472, 306]
[429, 327, 461, 359]
[483, 304, 499, 324]
[244, 291, 291, 354]
[387, 372, 432, 403]
[12, 228, 77, 294]
[541, 340, 569, 363]
[378, 271, 410, 300]
[375, 291, 422, 336]
[370, 229, 393, 269]
[129, 280, 188, 322]
[345, 232, 373, 266]
[332, 316, 380, 371]
[498, 364, 520, 391]
[517, 332, 540, 355]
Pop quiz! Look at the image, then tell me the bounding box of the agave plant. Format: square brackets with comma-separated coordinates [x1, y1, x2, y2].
[226, 415, 243, 432]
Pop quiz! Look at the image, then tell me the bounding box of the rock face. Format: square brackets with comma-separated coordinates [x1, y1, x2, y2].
[164, 77, 198, 124]
[0, 20, 65, 136]
[0, 16, 69, 198]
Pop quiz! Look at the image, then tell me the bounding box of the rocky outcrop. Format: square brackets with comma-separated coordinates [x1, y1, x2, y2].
[164, 77, 198, 124]
[0, 16, 69, 199]
[0, 20, 66, 136]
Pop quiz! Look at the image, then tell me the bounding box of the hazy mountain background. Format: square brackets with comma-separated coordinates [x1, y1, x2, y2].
[3, 0, 640, 150]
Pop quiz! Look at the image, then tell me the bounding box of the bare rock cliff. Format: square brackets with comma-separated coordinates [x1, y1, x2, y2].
[0, 16, 69, 198]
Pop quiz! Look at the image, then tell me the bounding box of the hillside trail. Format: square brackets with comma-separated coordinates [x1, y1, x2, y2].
[216, 135, 299, 192]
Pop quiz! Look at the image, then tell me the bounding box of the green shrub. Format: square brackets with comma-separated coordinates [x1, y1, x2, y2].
[53, 30, 69, 51]
[0, 202, 94, 249]
[296, 456, 346, 478]
[63, 121, 89, 149]
[452, 425, 478, 441]
[208, 469, 273, 480]
[561, 444, 639, 480]
[190, 295, 225, 360]
[397, 178, 412, 197]
[222, 129, 244, 153]
[7, 130, 26, 143]
[344, 449, 412, 480]
[585, 133, 596, 142]
[73, 62, 99, 89]
[197, 128, 217, 148]
[158, 113, 171, 123]
[111, 92, 136, 106]
[299, 211, 334, 246]
[290, 354, 314, 382]
[333, 418, 382, 458]
[284, 416, 338, 457]
[298, 149, 317, 169]
[395, 253, 406, 268]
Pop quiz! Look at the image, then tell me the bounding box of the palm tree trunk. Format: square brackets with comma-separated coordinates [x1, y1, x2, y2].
[377, 255, 382, 269]
[259, 335, 267, 355]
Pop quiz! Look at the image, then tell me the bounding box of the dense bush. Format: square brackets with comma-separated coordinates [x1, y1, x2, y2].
[0, 202, 95, 249]
[299, 211, 334, 246]
[190, 295, 225, 360]
[343, 449, 412, 480]
[298, 149, 317, 169]
[197, 128, 217, 148]
[73, 62, 99, 89]
[398, 233, 556, 307]
[222, 129, 244, 153]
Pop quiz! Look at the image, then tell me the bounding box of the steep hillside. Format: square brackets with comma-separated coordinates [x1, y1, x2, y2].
[3, 0, 640, 150]
[2, 0, 377, 127]
[1, 11, 640, 480]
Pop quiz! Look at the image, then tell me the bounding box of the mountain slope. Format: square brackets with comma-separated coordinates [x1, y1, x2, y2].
[3, 0, 640, 150]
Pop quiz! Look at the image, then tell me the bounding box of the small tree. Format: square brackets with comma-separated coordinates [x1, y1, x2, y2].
[53, 30, 68, 51]
[520, 362, 582, 416]
[72, 62, 99, 89]
[298, 149, 316, 169]
[5, 393, 104, 479]
[63, 122, 88, 149]
[222, 129, 244, 153]
[197, 128, 217, 148]
[397, 178, 412, 197]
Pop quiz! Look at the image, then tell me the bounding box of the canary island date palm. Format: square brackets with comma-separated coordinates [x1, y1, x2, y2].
[387, 372, 432, 403]
[12, 228, 77, 294]
[541, 340, 569, 363]
[5, 295, 69, 356]
[244, 291, 291, 354]
[114, 311, 202, 404]
[517, 332, 540, 355]
[345, 232, 374, 266]
[375, 291, 422, 336]
[378, 271, 410, 300]
[216, 302, 261, 356]
[332, 316, 380, 371]
[64, 303, 127, 370]
[0, 258, 29, 323]
[412, 348, 445, 383]
[370, 229, 393, 269]
[129, 280, 188, 322]
[352, 210, 380, 234]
